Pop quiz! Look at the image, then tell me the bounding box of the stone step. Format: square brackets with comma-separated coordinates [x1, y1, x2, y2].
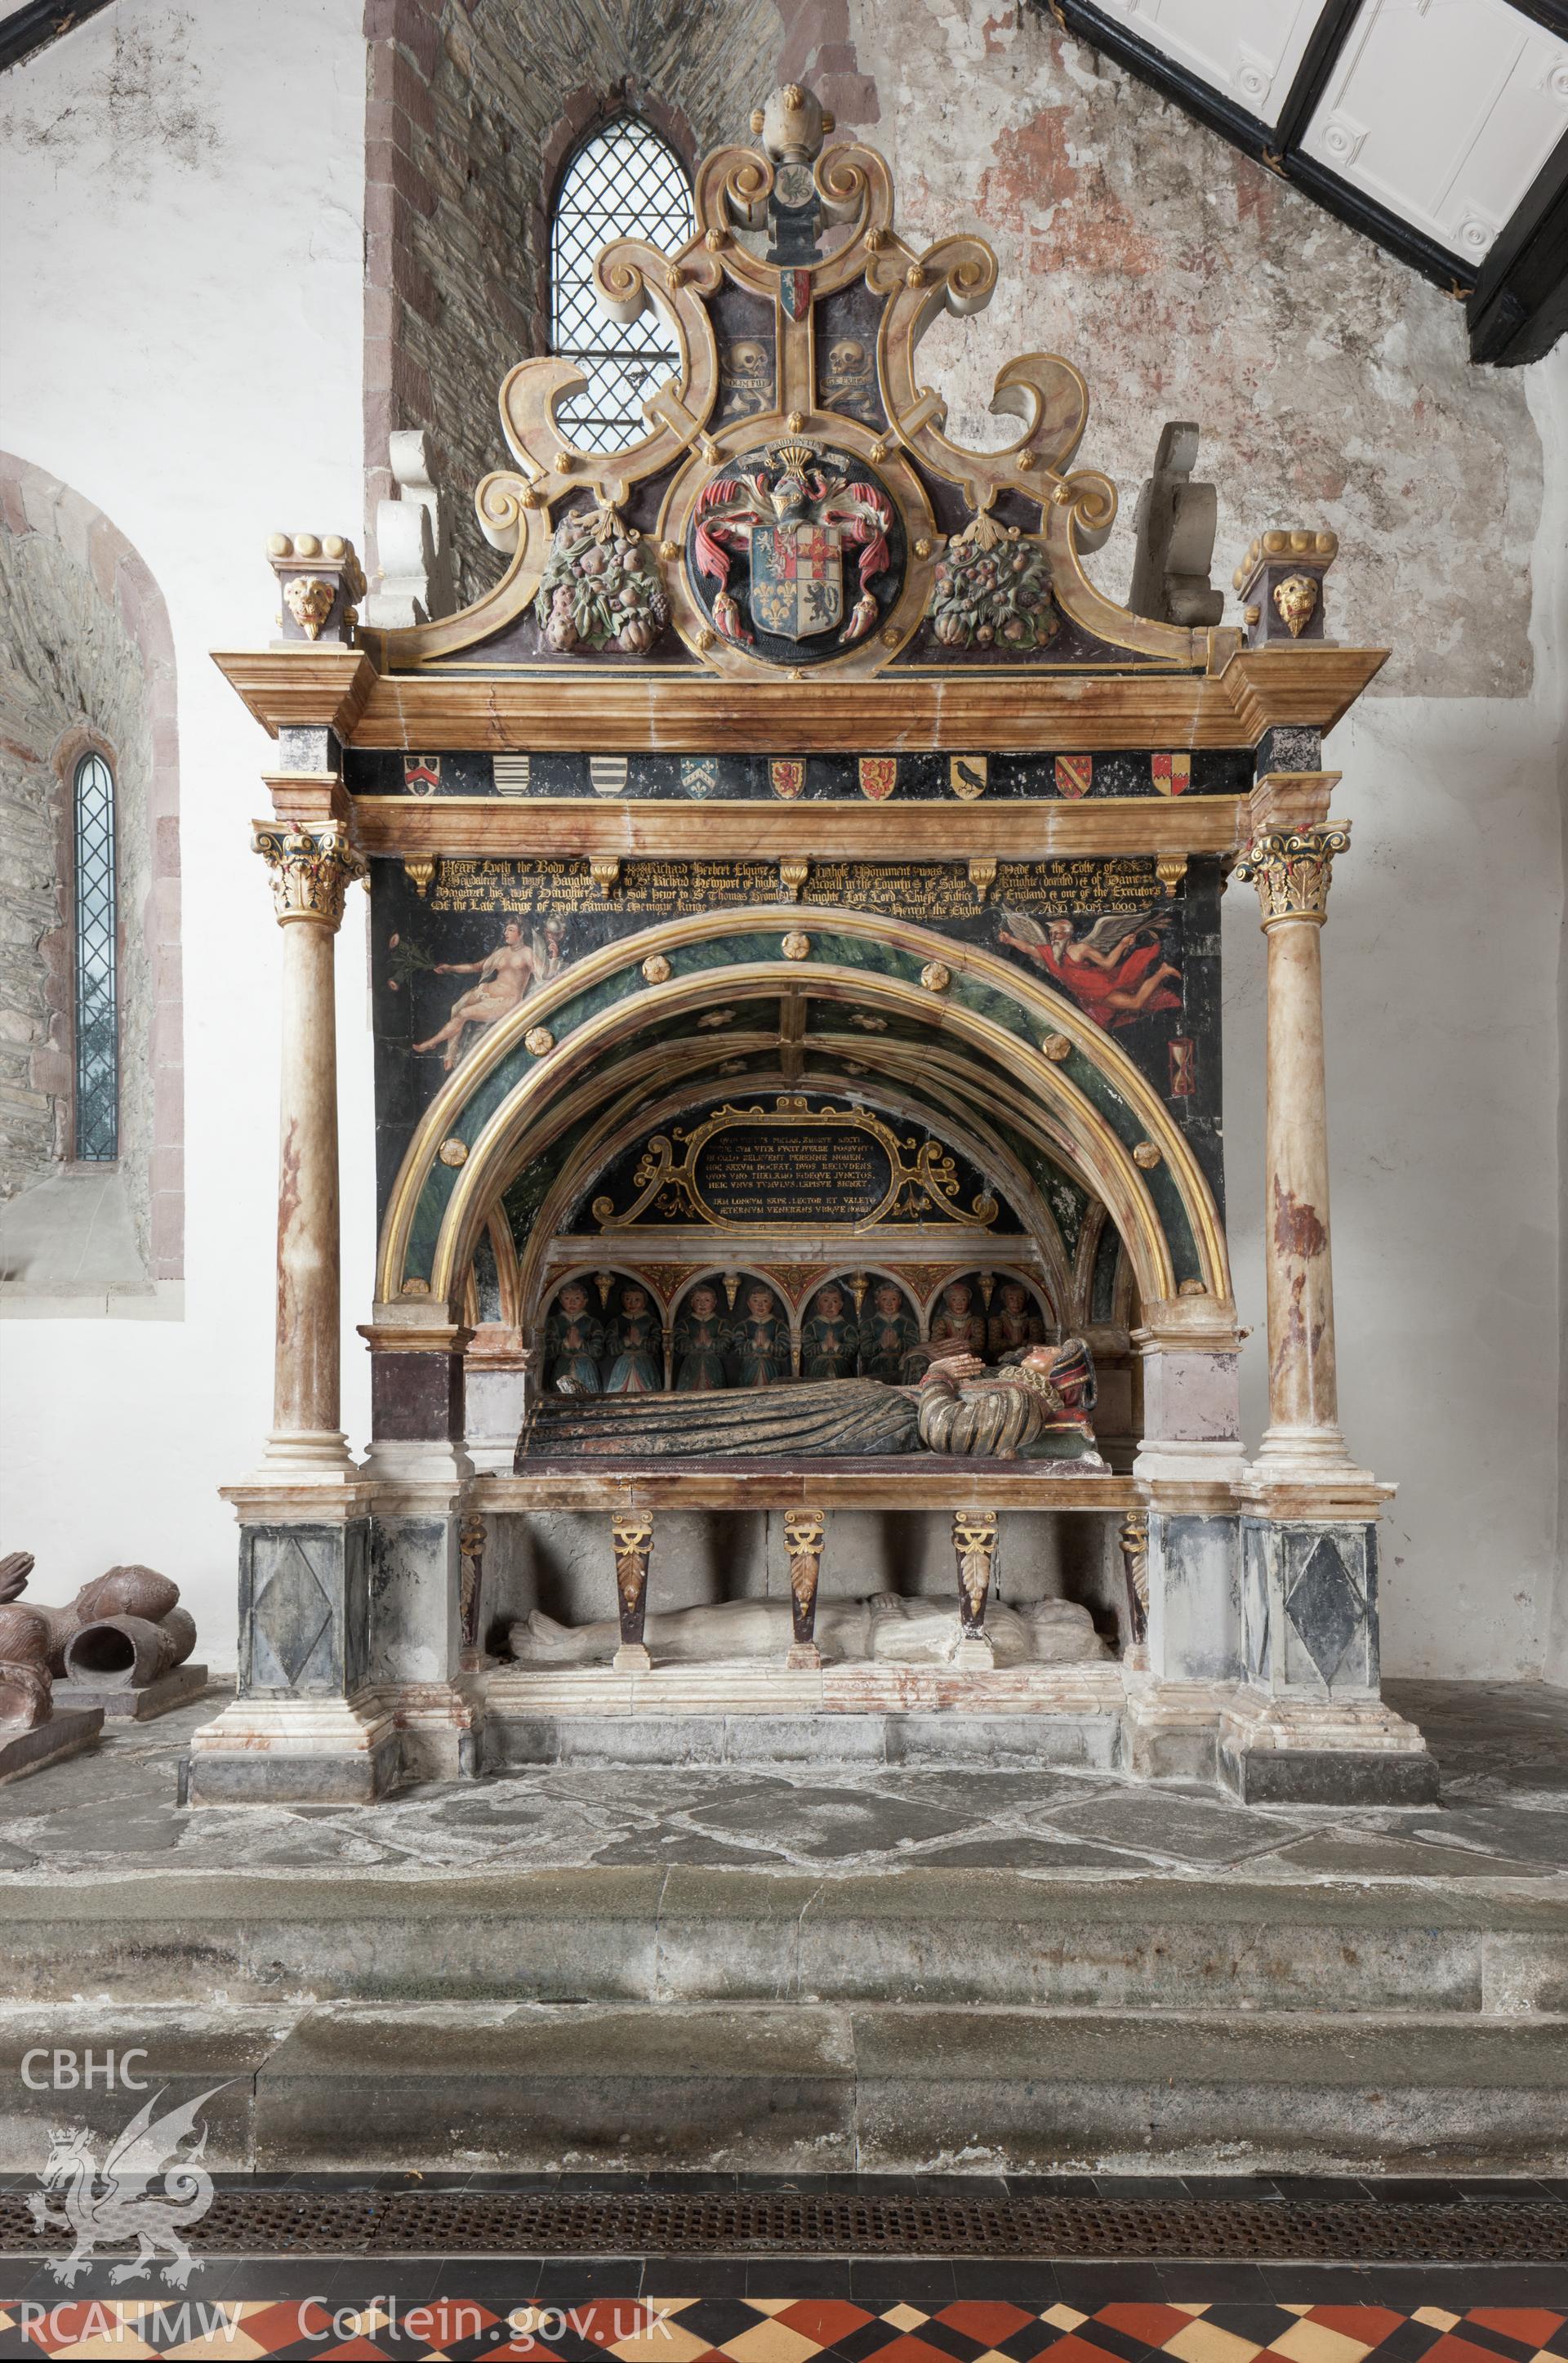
[2, 1866, 1564, 2014]
[1, 2002, 1564, 2175]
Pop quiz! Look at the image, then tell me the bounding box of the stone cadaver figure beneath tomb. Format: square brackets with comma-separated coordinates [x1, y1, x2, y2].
[512, 1589, 1107, 1670]
[521, 1342, 1101, 1465]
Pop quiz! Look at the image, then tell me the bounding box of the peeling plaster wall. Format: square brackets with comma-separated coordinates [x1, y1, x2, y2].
[859, 6, 1539, 701]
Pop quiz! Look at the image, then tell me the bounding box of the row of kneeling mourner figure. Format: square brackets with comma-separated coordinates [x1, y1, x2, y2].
[544, 1273, 1050, 1395]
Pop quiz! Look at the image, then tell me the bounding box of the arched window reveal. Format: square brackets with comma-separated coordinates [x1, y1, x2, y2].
[72, 749, 118, 1161]
[550, 115, 695, 450]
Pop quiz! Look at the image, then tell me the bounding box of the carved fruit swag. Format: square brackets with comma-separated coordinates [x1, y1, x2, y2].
[535, 507, 670, 656]
[929, 515, 1057, 652]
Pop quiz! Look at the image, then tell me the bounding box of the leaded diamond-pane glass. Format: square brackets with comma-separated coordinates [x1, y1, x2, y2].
[72, 751, 118, 1162]
[550, 116, 695, 450]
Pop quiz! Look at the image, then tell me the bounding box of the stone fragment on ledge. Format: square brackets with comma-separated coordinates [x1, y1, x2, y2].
[0, 1550, 103, 1785]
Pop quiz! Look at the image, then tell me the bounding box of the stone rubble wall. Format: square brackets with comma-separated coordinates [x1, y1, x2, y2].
[0, 456, 183, 1279]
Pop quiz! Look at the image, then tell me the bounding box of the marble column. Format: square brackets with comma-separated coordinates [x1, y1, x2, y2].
[1233, 816, 1351, 1472]
[188, 814, 394, 1804]
[252, 820, 365, 1475]
[1223, 780, 1434, 1803]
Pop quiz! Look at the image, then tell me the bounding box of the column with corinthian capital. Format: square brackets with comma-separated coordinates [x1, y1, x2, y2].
[189, 799, 399, 1803]
[252, 818, 364, 1473]
[1219, 771, 1434, 1803]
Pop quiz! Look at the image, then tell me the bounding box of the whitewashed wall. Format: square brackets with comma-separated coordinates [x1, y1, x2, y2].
[0, 0, 1562, 1679]
[0, 0, 372, 1661]
[1224, 354, 1568, 1676]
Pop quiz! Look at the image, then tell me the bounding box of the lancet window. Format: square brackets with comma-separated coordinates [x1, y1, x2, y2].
[549, 114, 694, 450]
[71, 748, 118, 1163]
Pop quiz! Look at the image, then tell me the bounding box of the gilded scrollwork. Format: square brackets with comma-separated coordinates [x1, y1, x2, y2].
[1234, 825, 1352, 926]
[252, 821, 365, 930]
[600, 1099, 999, 1234]
[363, 84, 1232, 676]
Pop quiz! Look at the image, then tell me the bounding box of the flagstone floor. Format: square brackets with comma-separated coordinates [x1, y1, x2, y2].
[0, 1682, 1564, 1884]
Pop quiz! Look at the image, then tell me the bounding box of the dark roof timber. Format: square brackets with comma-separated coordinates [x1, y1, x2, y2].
[1038, 0, 1568, 367]
[0, 0, 115, 74]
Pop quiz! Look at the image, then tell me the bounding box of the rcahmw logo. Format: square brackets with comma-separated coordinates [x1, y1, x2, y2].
[22, 2048, 227, 2287]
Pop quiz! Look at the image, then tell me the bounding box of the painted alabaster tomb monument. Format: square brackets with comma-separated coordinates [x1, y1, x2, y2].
[194, 83, 1435, 1808]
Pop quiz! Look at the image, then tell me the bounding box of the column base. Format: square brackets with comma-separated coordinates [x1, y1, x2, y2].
[1120, 1678, 1227, 1781]
[360, 1438, 474, 1484]
[185, 1692, 400, 1805]
[786, 1641, 823, 1671]
[251, 1430, 361, 1482]
[381, 1679, 481, 1782]
[952, 1633, 995, 1670]
[1218, 1691, 1438, 1805]
[1242, 1432, 1392, 1518]
[612, 1644, 653, 1674]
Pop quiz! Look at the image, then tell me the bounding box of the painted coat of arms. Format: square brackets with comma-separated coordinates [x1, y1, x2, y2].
[691, 442, 900, 662]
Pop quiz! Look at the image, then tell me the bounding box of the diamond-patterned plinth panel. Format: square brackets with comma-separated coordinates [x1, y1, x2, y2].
[249, 1532, 336, 1691]
[1284, 1534, 1365, 1687]
[2, 2292, 1561, 2362]
[550, 115, 696, 451]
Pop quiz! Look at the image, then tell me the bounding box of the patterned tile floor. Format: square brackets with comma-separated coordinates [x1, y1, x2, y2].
[1, 2290, 1566, 2363]
[2, 1682, 1566, 1884]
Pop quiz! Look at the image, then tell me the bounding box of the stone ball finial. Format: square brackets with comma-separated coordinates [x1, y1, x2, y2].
[760, 84, 828, 163]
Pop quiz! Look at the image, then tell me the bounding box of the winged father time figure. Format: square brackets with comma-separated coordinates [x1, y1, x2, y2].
[999, 905, 1181, 1028]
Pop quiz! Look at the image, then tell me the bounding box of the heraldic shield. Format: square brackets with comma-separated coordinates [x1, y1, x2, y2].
[690, 441, 901, 664]
[751, 524, 844, 639]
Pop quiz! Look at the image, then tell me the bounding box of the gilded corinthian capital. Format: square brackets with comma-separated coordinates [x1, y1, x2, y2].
[1234, 823, 1351, 927]
[253, 821, 366, 928]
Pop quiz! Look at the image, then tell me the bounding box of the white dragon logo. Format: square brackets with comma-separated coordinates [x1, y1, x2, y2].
[29, 2084, 227, 2285]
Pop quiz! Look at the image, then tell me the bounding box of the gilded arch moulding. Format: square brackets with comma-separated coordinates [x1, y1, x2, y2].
[372, 905, 1232, 1326]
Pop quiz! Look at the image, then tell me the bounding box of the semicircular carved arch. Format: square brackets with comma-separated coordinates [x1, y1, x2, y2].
[377, 907, 1231, 1328]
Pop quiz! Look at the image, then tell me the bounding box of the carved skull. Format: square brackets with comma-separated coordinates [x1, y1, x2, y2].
[1272, 572, 1319, 638]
